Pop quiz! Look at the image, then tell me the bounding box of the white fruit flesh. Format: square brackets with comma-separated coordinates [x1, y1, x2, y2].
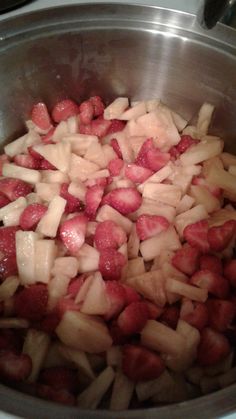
[36, 195, 66, 237]
[23, 329, 50, 382]
[2, 163, 41, 184]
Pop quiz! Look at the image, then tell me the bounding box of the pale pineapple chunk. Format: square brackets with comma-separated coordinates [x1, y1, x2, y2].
[75, 275, 94, 304]
[52, 120, 69, 142]
[36, 195, 66, 238]
[200, 375, 220, 394]
[41, 170, 69, 184]
[23, 329, 50, 382]
[151, 372, 190, 403]
[87, 169, 109, 180]
[0, 276, 19, 302]
[77, 366, 115, 408]
[35, 183, 60, 202]
[81, 274, 110, 315]
[180, 139, 223, 166]
[2, 163, 41, 184]
[130, 199, 176, 223]
[129, 135, 147, 157]
[182, 125, 198, 139]
[118, 101, 146, 120]
[136, 370, 172, 402]
[138, 162, 173, 193]
[96, 205, 132, 234]
[51, 256, 79, 279]
[127, 224, 140, 259]
[104, 97, 129, 120]
[48, 275, 70, 310]
[58, 344, 95, 379]
[110, 371, 134, 410]
[171, 110, 188, 131]
[126, 270, 166, 306]
[34, 239, 57, 284]
[165, 278, 208, 302]
[140, 226, 181, 261]
[175, 204, 208, 237]
[0, 318, 29, 329]
[4, 131, 40, 157]
[77, 244, 99, 273]
[142, 183, 182, 208]
[16, 231, 39, 285]
[106, 346, 122, 368]
[26, 192, 42, 205]
[185, 366, 204, 385]
[65, 133, 99, 156]
[228, 165, 236, 176]
[206, 164, 236, 195]
[221, 152, 236, 169]
[0, 197, 26, 222]
[115, 131, 134, 162]
[68, 180, 87, 201]
[68, 153, 99, 181]
[84, 142, 107, 168]
[189, 185, 220, 213]
[205, 352, 234, 377]
[176, 194, 195, 215]
[125, 258, 145, 278]
[218, 367, 236, 389]
[102, 144, 117, 165]
[196, 103, 214, 137]
[34, 141, 71, 173]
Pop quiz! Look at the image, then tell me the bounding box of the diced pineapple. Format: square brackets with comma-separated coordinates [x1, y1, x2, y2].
[58, 344, 95, 379]
[171, 110, 188, 132]
[207, 208, 236, 228]
[138, 162, 173, 193]
[102, 144, 117, 165]
[110, 371, 134, 410]
[182, 125, 198, 139]
[0, 276, 19, 301]
[68, 153, 100, 181]
[185, 366, 204, 385]
[206, 164, 236, 195]
[2, 163, 41, 184]
[0, 318, 29, 329]
[48, 275, 70, 310]
[104, 97, 129, 120]
[56, 311, 112, 353]
[26, 192, 42, 205]
[129, 135, 146, 157]
[125, 258, 145, 278]
[35, 239, 57, 284]
[68, 181, 87, 201]
[202, 156, 224, 177]
[4, 131, 40, 157]
[42, 342, 72, 369]
[23, 329, 50, 382]
[36, 195, 66, 238]
[196, 103, 214, 137]
[0, 197, 27, 221]
[126, 270, 166, 306]
[96, 205, 133, 234]
[35, 183, 60, 202]
[51, 256, 78, 279]
[136, 370, 172, 402]
[151, 372, 190, 403]
[77, 244, 100, 273]
[87, 169, 109, 180]
[84, 142, 107, 168]
[140, 226, 181, 261]
[75, 275, 94, 304]
[221, 152, 236, 169]
[189, 185, 220, 213]
[52, 120, 69, 142]
[81, 274, 110, 315]
[35, 142, 71, 173]
[130, 199, 176, 223]
[127, 224, 140, 259]
[180, 139, 223, 166]
[41, 170, 69, 184]
[115, 131, 134, 162]
[175, 204, 208, 237]
[106, 346, 122, 368]
[16, 230, 39, 285]
[228, 165, 236, 176]
[77, 366, 115, 409]
[142, 183, 182, 208]
[205, 352, 234, 377]
[118, 102, 146, 120]
[67, 115, 79, 134]
[65, 133, 99, 156]
[165, 278, 208, 302]
[176, 194, 195, 215]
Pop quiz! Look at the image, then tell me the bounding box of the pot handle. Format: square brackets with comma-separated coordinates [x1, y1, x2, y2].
[198, 0, 236, 29]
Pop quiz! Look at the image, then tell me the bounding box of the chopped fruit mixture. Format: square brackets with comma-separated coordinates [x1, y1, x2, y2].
[0, 96, 236, 410]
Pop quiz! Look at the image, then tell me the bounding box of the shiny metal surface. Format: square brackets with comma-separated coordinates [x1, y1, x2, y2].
[0, 3, 236, 418]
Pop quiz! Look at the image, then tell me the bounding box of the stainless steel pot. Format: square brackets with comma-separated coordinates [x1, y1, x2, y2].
[0, 3, 236, 418]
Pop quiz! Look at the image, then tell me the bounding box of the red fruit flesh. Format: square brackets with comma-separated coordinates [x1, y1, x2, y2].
[159, 305, 180, 329]
[110, 138, 122, 158]
[207, 299, 235, 332]
[14, 154, 41, 170]
[94, 220, 127, 251]
[172, 246, 200, 276]
[52, 99, 79, 123]
[0, 178, 32, 201]
[0, 226, 19, 280]
[122, 344, 165, 381]
[104, 280, 126, 320]
[89, 96, 105, 117]
[60, 215, 88, 255]
[103, 187, 142, 215]
[99, 248, 126, 281]
[0, 192, 10, 208]
[176, 135, 199, 154]
[60, 183, 82, 214]
[31, 102, 52, 130]
[19, 203, 47, 231]
[197, 327, 231, 367]
[85, 185, 104, 218]
[39, 366, 78, 394]
[190, 269, 229, 299]
[180, 299, 208, 331]
[108, 158, 124, 177]
[136, 214, 169, 241]
[199, 254, 223, 275]
[117, 301, 149, 335]
[14, 284, 48, 322]
[37, 384, 76, 406]
[224, 259, 236, 287]
[183, 220, 210, 253]
[125, 164, 153, 184]
[208, 220, 236, 252]
[0, 351, 32, 382]
[123, 285, 141, 305]
[107, 119, 126, 134]
[135, 138, 170, 171]
[79, 100, 94, 125]
[67, 276, 86, 299]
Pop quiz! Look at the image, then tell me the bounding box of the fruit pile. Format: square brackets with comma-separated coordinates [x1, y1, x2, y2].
[0, 96, 236, 409]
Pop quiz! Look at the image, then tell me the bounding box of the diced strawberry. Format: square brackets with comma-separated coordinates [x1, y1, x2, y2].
[80, 117, 112, 138]
[52, 99, 79, 123]
[180, 299, 208, 331]
[117, 301, 149, 335]
[208, 220, 236, 252]
[99, 248, 126, 281]
[31, 102, 52, 130]
[89, 96, 105, 117]
[60, 183, 82, 214]
[169, 146, 180, 160]
[136, 214, 169, 241]
[159, 305, 180, 329]
[192, 176, 222, 198]
[172, 246, 200, 276]
[199, 254, 223, 275]
[79, 100, 94, 125]
[197, 327, 231, 367]
[41, 127, 56, 144]
[37, 384, 76, 406]
[145, 301, 163, 320]
[39, 158, 56, 170]
[28, 146, 43, 160]
[224, 259, 236, 288]
[85, 177, 108, 188]
[104, 280, 126, 320]
[125, 164, 153, 184]
[14, 154, 41, 170]
[0, 330, 22, 353]
[60, 215, 88, 255]
[207, 299, 235, 332]
[39, 366, 78, 394]
[123, 284, 141, 305]
[110, 138, 122, 158]
[14, 284, 48, 322]
[109, 321, 129, 345]
[67, 275, 86, 299]
[107, 119, 126, 134]
[103, 187, 142, 215]
[135, 138, 170, 171]
[108, 158, 124, 177]
[0, 192, 10, 208]
[122, 344, 165, 381]
[0, 154, 9, 176]
[94, 220, 127, 251]
[19, 203, 47, 231]
[190, 269, 229, 299]
[39, 312, 61, 335]
[85, 185, 104, 218]
[183, 220, 210, 253]
[176, 135, 199, 154]
[0, 351, 32, 382]
[0, 178, 32, 201]
[57, 298, 81, 315]
[0, 226, 19, 280]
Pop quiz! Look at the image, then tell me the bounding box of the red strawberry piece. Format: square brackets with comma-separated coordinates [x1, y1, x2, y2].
[28, 146, 43, 160]
[122, 344, 165, 381]
[0, 154, 9, 176]
[197, 327, 231, 367]
[41, 127, 56, 144]
[0, 178, 32, 201]
[125, 164, 153, 184]
[0, 254, 18, 280]
[0, 192, 10, 208]
[107, 119, 126, 134]
[108, 158, 124, 177]
[39, 158, 56, 170]
[85, 177, 108, 188]
[159, 305, 180, 329]
[0, 351, 32, 382]
[208, 220, 236, 252]
[104, 280, 126, 320]
[89, 96, 105, 117]
[224, 259, 236, 287]
[67, 275, 86, 299]
[117, 301, 149, 335]
[190, 269, 229, 299]
[37, 384, 76, 406]
[103, 187, 142, 215]
[0, 226, 19, 280]
[176, 135, 199, 154]
[99, 248, 126, 281]
[19, 203, 47, 231]
[199, 254, 223, 275]
[31, 102, 52, 131]
[90, 116, 112, 138]
[144, 301, 163, 320]
[169, 146, 180, 160]
[60, 215, 88, 255]
[110, 138, 122, 158]
[39, 366, 78, 394]
[57, 298, 81, 315]
[192, 176, 222, 198]
[135, 138, 170, 171]
[79, 100, 94, 125]
[0, 329, 22, 352]
[85, 185, 104, 218]
[94, 220, 127, 251]
[183, 220, 210, 253]
[207, 299, 235, 332]
[14, 284, 48, 322]
[180, 299, 208, 331]
[52, 99, 79, 123]
[123, 284, 141, 304]
[39, 312, 61, 335]
[60, 183, 82, 214]
[14, 154, 41, 170]
[172, 245, 200, 276]
[136, 214, 169, 241]
[109, 321, 129, 345]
